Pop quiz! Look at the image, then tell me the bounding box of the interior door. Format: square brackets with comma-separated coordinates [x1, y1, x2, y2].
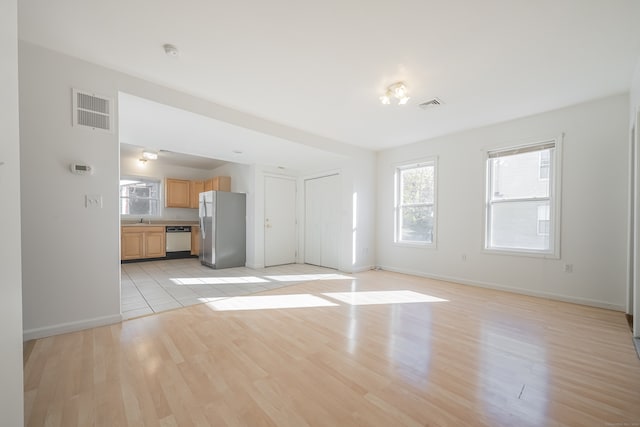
[264, 176, 297, 267]
[305, 174, 340, 269]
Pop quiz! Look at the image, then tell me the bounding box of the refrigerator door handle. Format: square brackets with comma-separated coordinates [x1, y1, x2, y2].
[201, 196, 206, 238]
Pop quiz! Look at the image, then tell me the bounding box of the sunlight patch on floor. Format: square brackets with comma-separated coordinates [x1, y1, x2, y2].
[203, 294, 339, 311]
[322, 290, 448, 306]
[263, 273, 352, 282]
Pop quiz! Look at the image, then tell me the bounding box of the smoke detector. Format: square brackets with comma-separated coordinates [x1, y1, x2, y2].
[163, 44, 179, 57]
[419, 98, 444, 110]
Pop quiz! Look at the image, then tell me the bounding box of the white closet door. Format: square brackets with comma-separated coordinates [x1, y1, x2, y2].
[264, 176, 297, 267]
[305, 174, 340, 269]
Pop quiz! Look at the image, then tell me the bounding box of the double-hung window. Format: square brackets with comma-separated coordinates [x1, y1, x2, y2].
[395, 160, 436, 245]
[120, 177, 161, 217]
[485, 139, 560, 256]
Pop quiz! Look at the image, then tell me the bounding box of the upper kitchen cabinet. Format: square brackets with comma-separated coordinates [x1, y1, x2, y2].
[165, 178, 191, 208]
[190, 180, 204, 208]
[204, 176, 231, 192]
[166, 176, 230, 209]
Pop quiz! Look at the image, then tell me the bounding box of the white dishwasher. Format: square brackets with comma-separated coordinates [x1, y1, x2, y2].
[165, 226, 192, 257]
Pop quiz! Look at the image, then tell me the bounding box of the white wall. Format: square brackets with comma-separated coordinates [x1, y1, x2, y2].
[19, 42, 376, 338]
[377, 94, 629, 310]
[0, 0, 24, 424]
[20, 44, 122, 339]
[120, 158, 212, 221]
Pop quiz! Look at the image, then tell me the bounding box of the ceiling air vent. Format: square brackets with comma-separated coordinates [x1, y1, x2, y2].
[72, 89, 113, 132]
[418, 97, 444, 110]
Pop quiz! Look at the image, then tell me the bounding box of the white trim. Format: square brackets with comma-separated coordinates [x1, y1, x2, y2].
[393, 242, 438, 250]
[246, 262, 265, 269]
[350, 265, 375, 273]
[627, 124, 635, 315]
[378, 265, 625, 312]
[23, 313, 122, 341]
[633, 106, 640, 337]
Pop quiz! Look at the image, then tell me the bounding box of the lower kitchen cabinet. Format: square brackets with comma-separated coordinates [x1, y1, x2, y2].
[191, 225, 200, 256]
[121, 226, 166, 260]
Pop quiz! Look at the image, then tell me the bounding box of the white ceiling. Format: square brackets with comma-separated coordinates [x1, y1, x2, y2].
[120, 143, 227, 171]
[118, 92, 347, 171]
[18, 0, 640, 151]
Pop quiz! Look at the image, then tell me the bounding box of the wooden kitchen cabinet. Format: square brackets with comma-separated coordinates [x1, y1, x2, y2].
[191, 225, 200, 256]
[121, 231, 144, 260]
[190, 180, 204, 208]
[121, 226, 166, 260]
[166, 178, 191, 208]
[204, 176, 231, 192]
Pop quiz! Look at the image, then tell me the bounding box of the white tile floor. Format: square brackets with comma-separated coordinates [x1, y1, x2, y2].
[121, 258, 344, 319]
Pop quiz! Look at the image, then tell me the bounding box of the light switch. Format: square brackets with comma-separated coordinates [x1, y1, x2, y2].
[85, 194, 103, 208]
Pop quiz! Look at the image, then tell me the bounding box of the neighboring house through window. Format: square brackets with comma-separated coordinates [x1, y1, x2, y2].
[120, 177, 161, 217]
[395, 159, 437, 245]
[485, 138, 560, 256]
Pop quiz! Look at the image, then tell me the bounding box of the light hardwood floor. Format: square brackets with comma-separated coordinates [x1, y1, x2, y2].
[24, 270, 640, 426]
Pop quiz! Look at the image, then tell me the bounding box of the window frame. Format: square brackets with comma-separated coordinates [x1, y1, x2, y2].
[483, 137, 562, 259]
[119, 176, 163, 218]
[394, 158, 438, 248]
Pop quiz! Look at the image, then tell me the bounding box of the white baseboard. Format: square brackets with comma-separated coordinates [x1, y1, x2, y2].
[23, 313, 122, 341]
[246, 262, 265, 269]
[350, 265, 375, 273]
[378, 265, 625, 312]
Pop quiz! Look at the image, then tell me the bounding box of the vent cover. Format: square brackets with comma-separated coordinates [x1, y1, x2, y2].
[418, 98, 444, 110]
[72, 89, 113, 132]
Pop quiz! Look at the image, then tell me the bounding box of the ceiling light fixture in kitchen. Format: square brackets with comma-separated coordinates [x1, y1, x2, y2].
[142, 150, 158, 160]
[380, 81, 410, 105]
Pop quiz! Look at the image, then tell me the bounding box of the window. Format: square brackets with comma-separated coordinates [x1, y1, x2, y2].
[120, 177, 161, 217]
[537, 205, 550, 236]
[539, 150, 550, 180]
[485, 139, 560, 256]
[395, 160, 436, 245]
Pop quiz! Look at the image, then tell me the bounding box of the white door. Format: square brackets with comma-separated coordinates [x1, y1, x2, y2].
[264, 176, 297, 267]
[305, 174, 340, 269]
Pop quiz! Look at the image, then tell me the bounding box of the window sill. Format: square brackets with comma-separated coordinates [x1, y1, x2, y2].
[483, 247, 559, 260]
[393, 242, 437, 250]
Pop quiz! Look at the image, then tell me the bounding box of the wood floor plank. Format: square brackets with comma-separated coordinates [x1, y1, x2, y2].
[24, 270, 640, 426]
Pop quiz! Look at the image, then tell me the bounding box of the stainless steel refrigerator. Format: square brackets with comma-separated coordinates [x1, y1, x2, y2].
[199, 191, 246, 269]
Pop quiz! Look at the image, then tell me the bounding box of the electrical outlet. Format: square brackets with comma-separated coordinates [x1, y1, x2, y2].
[461, 254, 467, 261]
[563, 263, 573, 273]
[85, 194, 102, 208]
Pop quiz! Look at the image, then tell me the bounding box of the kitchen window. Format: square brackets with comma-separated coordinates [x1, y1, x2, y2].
[485, 138, 560, 257]
[395, 159, 437, 246]
[120, 177, 161, 217]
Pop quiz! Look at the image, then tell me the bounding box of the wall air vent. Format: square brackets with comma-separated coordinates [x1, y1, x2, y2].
[418, 97, 444, 110]
[72, 89, 113, 132]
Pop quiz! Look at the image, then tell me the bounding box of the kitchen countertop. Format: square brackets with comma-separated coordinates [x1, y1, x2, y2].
[121, 221, 199, 227]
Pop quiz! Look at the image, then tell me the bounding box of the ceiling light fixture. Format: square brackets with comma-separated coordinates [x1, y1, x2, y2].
[380, 81, 410, 105]
[142, 150, 158, 160]
[163, 44, 179, 57]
